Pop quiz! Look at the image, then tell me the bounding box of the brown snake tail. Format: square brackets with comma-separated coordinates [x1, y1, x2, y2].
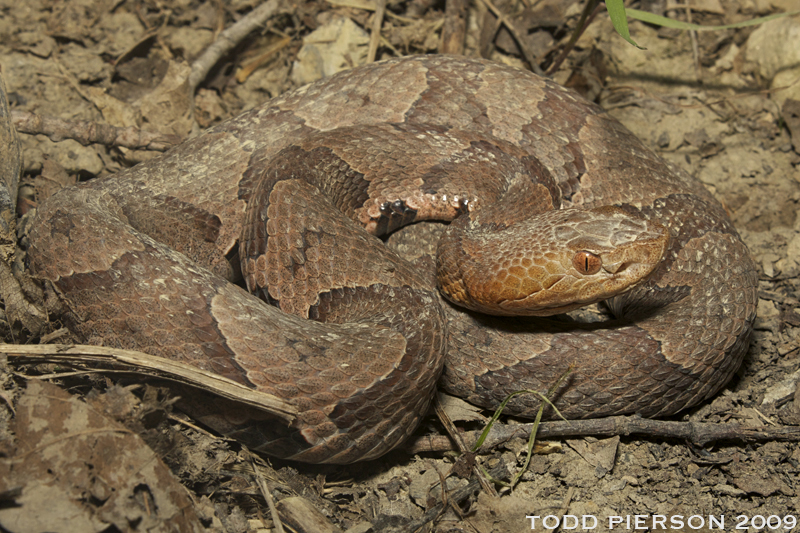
[27, 55, 758, 464]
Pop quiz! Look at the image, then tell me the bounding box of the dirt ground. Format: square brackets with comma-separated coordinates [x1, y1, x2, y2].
[1, 0, 800, 532]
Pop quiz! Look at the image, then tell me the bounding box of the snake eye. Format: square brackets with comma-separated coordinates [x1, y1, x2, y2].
[572, 251, 602, 275]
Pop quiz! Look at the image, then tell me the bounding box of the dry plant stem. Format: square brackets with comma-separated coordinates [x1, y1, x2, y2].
[433, 396, 470, 452]
[546, 487, 576, 533]
[407, 416, 800, 455]
[10, 109, 181, 152]
[235, 36, 292, 83]
[432, 466, 451, 524]
[401, 463, 510, 533]
[603, 79, 800, 113]
[545, 0, 603, 76]
[433, 396, 498, 497]
[2, 343, 298, 422]
[477, 0, 543, 75]
[440, 0, 467, 54]
[367, 0, 387, 63]
[682, 2, 701, 78]
[188, 0, 285, 93]
[250, 454, 286, 533]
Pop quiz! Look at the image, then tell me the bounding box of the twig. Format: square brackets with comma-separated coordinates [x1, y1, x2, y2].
[603, 73, 800, 114]
[545, 0, 604, 76]
[477, 0, 543, 75]
[235, 35, 292, 83]
[680, 1, 701, 80]
[440, 0, 467, 54]
[2, 343, 298, 423]
[407, 415, 800, 455]
[396, 463, 510, 533]
[10, 109, 182, 151]
[188, 0, 286, 94]
[249, 453, 286, 533]
[433, 396, 497, 497]
[545, 487, 576, 533]
[366, 0, 387, 63]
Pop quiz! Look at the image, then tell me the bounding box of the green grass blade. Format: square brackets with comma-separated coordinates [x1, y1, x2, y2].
[510, 367, 573, 488]
[626, 8, 800, 31]
[606, 0, 644, 49]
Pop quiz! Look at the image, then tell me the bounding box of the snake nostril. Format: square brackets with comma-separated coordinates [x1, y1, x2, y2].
[603, 261, 629, 275]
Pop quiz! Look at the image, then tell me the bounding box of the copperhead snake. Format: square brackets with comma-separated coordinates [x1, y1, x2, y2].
[27, 55, 758, 464]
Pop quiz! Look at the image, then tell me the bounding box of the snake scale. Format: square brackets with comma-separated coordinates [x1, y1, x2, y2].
[27, 55, 758, 464]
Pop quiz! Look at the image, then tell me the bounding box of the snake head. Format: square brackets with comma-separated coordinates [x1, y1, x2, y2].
[436, 205, 670, 316]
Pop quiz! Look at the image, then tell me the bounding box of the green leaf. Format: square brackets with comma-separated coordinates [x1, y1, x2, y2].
[605, 0, 645, 49]
[626, 8, 800, 31]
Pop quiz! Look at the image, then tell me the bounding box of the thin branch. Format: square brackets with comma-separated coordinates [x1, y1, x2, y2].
[545, 0, 604, 76]
[235, 36, 292, 83]
[681, 1, 702, 80]
[10, 110, 181, 151]
[477, 0, 543, 74]
[440, 0, 467, 54]
[407, 415, 800, 455]
[433, 395, 497, 497]
[367, 0, 387, 63]
[188, 0, 286, 94]
[249, 452, 286, 533]
[388, 462, 510, 533]
[2, 343, 298, 423]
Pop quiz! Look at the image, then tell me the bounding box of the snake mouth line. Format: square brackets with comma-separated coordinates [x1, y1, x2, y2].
[541, 274, 566, 290]
[489, 256, 658, 316]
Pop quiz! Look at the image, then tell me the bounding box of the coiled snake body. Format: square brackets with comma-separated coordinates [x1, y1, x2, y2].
[28, 55, 758, 464]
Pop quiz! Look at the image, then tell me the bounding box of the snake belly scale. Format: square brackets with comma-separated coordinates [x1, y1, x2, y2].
[27, 55, 758, 464]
